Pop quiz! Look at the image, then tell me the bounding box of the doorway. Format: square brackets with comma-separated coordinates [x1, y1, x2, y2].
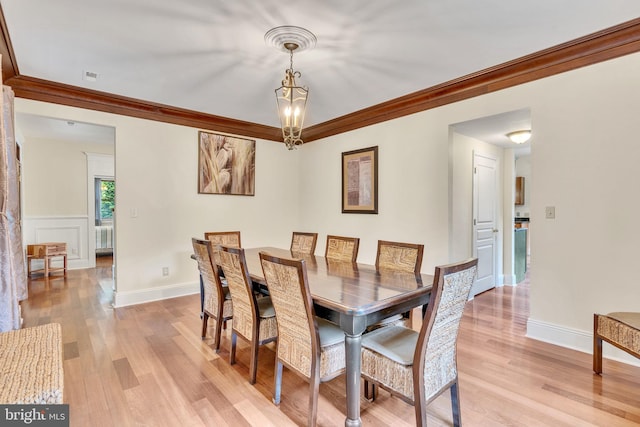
[450, 108, 532, 292]
[16, 113, 116, 292]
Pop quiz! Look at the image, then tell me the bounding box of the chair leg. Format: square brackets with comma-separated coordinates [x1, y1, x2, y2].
[363, 380, 377, 402]
[201, 313, 209, 340]
[308, 375, 320, 427]
[363, 379, 376, 401]
[249, 340, 259, 384]
[230, 332, 237, 365]
[451, 381, 462, 427]
[273, 360, 283, 405]
[594, 335, 603, 374]
[213, 317, 224, 353]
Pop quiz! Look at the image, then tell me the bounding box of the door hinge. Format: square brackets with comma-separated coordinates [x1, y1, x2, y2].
[473, 218, 476, 226]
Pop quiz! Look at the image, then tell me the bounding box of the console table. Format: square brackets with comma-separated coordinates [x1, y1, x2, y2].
[27, 242, 67, 278]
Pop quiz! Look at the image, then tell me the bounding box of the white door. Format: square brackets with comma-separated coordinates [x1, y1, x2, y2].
[472, 152, 497, 296]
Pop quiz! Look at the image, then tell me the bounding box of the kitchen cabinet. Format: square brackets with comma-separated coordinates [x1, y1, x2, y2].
[515, 176, 525, 205]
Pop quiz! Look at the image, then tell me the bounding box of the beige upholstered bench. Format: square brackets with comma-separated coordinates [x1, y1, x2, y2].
[593, 312, 640, 374]
[0, 323, 64, 403]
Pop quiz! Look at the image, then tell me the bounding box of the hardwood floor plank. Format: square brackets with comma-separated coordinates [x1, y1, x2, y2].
[192, 397, 233, 427]
[113, 357, 140, 390]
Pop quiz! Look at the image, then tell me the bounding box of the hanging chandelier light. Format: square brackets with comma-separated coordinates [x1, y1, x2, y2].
[266, 26, 316, 150]
[275, 43, 308, 149]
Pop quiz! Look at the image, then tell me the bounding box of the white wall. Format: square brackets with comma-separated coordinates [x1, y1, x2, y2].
[14, 51, 640, 365]
[297, 113, 451, 272]
[22, 137, 113, 215]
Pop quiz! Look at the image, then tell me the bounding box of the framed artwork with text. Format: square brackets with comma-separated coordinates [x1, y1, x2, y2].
[342, 146, 378, 214]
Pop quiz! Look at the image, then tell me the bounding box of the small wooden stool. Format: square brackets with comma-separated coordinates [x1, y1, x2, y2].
[593, 312, 640, 373]
[27, 242, 67, 278]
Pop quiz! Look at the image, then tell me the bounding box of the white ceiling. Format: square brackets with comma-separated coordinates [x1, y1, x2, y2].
[15, 113, 116, 145]
[3, 1, 640, 144]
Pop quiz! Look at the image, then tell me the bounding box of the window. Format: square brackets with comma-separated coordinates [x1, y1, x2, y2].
[95, 178, 115, 225]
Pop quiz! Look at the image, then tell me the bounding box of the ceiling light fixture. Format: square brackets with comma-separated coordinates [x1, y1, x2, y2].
[266, 26, 316, 150]
[507, 130, 532, 144]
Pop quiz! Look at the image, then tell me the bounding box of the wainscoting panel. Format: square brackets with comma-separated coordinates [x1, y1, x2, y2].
[23, 216, 90, 269]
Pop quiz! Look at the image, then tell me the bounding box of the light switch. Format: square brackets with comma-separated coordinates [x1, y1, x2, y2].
[545, 206, 556, 219]
[130, 208, 138, 218]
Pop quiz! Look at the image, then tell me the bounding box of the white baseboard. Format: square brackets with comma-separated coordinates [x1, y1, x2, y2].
[527, 318, 640, 368]
[502, 273, 517, 286]
[113, 281, 199, 308]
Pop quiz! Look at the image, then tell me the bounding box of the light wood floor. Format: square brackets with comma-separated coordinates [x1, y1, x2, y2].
[21, 260, 640, 426]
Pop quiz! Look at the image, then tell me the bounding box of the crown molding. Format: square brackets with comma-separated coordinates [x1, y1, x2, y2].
[303, 17, 640, 142]
[5, 75, 283, 141]
[1, 7, 639, 144]
[0, 3, 19, 82]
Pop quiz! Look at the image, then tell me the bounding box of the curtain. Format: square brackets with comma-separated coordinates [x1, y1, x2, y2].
[0, 85, 27, 332]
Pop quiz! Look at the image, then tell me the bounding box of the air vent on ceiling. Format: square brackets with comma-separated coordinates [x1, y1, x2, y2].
[82, 70, 98, 82]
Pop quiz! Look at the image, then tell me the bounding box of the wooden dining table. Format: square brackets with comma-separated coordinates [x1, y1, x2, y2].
[243, 247, 433, 427]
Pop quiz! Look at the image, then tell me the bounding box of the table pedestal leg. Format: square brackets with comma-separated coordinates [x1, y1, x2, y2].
[344, 332, 363, 427]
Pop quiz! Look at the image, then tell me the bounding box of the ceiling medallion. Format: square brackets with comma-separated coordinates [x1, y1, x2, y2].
[265, 26, 317, 54]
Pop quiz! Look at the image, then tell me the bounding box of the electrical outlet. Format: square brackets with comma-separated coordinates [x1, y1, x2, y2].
[162, 267, 169, 276]
[545, 206, 556, 219]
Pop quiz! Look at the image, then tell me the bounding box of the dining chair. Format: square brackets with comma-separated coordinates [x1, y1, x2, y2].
[371, 240, 425, 328]
[259, 252, 346, 427]
[197, 231, 242, 314]
[376, 240, 424, 275]
[204, 230, 241, 265]
[325, 234, 360, 262]
[290, 232, 318, 255]
[191, 238, 233, 353]
[218, 245, 278, 384]
[360, 258, 478, 427]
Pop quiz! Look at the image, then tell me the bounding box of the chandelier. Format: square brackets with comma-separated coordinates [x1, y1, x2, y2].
[266, 26, 316, 150]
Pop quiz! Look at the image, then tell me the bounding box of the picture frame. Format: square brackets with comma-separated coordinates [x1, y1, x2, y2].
[342, 146, 378, 214]
[198, 131, 255, 196]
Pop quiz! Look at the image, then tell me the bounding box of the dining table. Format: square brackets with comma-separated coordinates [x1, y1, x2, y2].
[242, 247, 433, 427]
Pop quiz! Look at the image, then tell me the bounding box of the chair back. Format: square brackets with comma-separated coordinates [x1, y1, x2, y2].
[290, 232, 318, 255]
[204, 231, 241, 265]
[375, 240, 424, 274]
[219, 246, 258, 340]
[414, 258, 477, 403]
[325, 235, 360, 262]
[191, 238, 226, 316]
[260, 252, 319, 379]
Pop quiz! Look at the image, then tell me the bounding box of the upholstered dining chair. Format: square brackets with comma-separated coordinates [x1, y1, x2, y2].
[259, 252, 346, 427]
[360, 258, 478, 427]
[191, 238, 233, 353]
[219, 245, 278, 385]
[290, 232, 318, 255]
[325, 235, 360, 262]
